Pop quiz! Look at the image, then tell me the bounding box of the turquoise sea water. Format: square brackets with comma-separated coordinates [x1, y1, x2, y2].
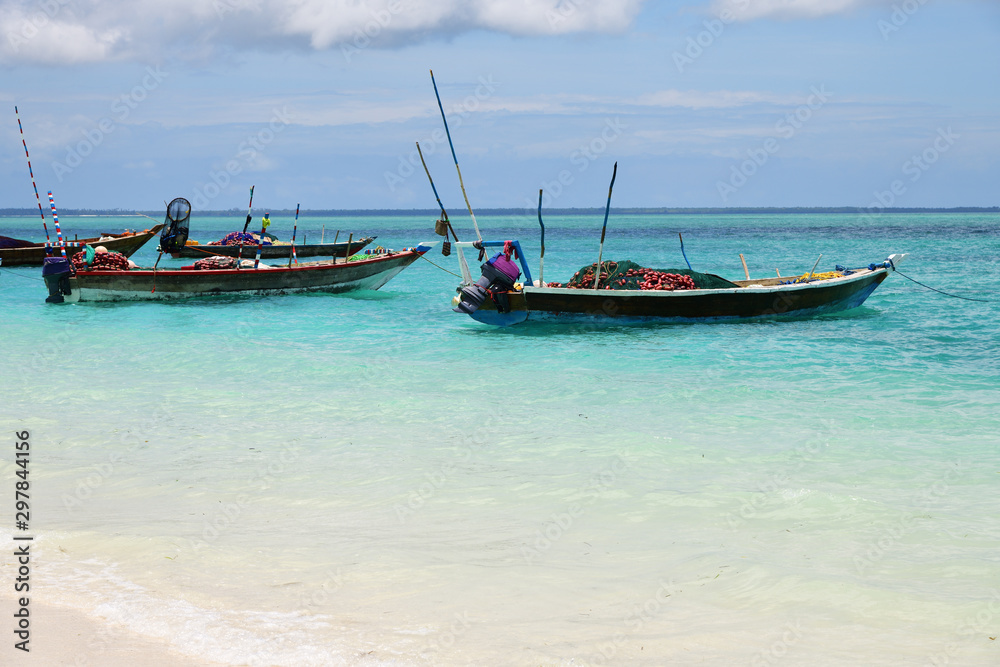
[1, 212, 999, 665]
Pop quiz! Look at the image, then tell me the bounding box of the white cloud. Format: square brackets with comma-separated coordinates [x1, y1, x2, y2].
[0, 0, 645, 65]
[632, 89, 801, 109]
[1, 6, 126, 65]
[711, 0, 891, 21]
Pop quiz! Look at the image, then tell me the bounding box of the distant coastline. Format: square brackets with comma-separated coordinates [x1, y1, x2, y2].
[1, 206, 998, 218]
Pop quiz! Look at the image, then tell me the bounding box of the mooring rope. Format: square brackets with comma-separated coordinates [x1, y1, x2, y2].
[0, 268, 44, 281]
[894, 268, 991, 303]
[417, 252, 461, 278]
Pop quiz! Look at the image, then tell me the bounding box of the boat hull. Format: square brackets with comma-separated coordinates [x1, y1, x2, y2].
[171, 237, 375, 259]
[62, 250, 424, 302]
[468, 268, 890, 326]
[0, 225, 164, 267]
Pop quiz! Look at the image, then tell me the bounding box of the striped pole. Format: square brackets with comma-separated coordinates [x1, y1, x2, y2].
[15, 106, 51, 246]
[253, 212, 267, 269]
[288, 203, 299, 268]
[47, 191, 67, 259]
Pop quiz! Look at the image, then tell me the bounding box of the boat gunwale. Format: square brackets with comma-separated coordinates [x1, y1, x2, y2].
[522, 266, 886, 298]
[73, 249, 421, 278]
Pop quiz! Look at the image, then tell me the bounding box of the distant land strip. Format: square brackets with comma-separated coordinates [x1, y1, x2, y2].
[1, 206, 998, 217]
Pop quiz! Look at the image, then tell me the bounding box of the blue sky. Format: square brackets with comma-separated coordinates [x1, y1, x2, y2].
[1, 0, 997, 211]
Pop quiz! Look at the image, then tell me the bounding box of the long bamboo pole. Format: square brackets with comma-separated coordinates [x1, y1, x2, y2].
[429, 70, 482, 241]
[537, 189, 545, 287]
[679, 232, 693, 270]
[288, 203, 299, 268]
[236, 186, 254, 270]
[416, 141, 459, 242]
[592, 163, 618, 290]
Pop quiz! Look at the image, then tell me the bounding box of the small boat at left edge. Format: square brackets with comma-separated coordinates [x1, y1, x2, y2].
[40, 198, 437, 302]
[0, 226, 163, 267]
[41, 249, 434, 302]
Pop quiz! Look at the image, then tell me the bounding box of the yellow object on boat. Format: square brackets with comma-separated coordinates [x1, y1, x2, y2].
[794, 271, 843, 283]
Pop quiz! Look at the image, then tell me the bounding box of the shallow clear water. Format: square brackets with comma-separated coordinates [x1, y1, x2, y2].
[2, 212, 999, 665]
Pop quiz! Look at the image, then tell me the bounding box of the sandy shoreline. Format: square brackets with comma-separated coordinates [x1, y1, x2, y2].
[3, 597, 223, 666]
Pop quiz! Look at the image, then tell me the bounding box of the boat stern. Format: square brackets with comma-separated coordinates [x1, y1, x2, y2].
[41, 256, 75, 303]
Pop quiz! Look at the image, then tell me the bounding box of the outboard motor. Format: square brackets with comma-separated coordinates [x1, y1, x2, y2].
[454, 252, 521, 314]
[158, 197, 192, 254]
[42, 256, 73, 303]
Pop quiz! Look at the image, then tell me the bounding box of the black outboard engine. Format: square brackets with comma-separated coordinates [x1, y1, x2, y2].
[454, 252, 521, 314]
[159, 197, 192, 254]
[42, 256, 74, 303]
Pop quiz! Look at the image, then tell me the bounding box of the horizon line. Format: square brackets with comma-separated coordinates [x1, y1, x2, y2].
[2, 206, 998, 218]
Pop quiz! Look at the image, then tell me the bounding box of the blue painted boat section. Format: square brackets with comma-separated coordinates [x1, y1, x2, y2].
[470, 240, 533, 286]
[470, 309, 529, 326]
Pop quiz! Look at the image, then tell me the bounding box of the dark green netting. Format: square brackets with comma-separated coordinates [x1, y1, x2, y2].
[553, 260, 739, 290]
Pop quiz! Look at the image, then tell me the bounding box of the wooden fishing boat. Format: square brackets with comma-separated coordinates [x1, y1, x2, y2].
[170, 236, 376, 259]
[0, 225, 163, 267]
[42, 243, 435, 303]
[450, 240, 907, 327]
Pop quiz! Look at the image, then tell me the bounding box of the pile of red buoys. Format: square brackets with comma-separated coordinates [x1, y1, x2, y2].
[193, 256, 239, 270]
[548, 261, 698, 291]
[71, 250, 131, 271]
[624, 268, 696, 291]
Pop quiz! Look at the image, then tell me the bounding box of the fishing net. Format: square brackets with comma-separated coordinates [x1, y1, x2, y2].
[210, 231, 274, 246]
[0, 235, 35, 249]
[159, 197, 191, 253]
[71, 249, 130, 272]
[547, 260, 740, 291]
[193, 256, 239, 270]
